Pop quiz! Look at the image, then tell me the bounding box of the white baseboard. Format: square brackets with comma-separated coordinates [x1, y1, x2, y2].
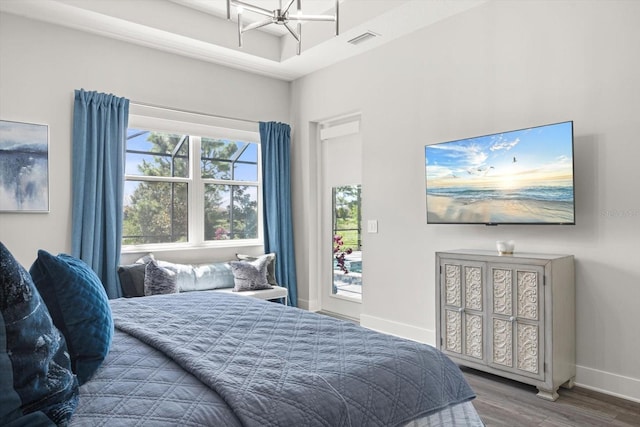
[297, 297, 320, 312]
[575, 365, 640, 403]
[359, 314, 436, 345]
[316, 310, 359, 323]
[358, 315, 640, 404]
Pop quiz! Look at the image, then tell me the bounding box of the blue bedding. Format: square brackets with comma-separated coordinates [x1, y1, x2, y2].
[105, 291, 475, 427]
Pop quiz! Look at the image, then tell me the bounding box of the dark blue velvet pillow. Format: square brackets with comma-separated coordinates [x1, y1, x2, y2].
[117, 263, 147, 297]
[0, 242, 78, 425]
[29, 250, 114, 385]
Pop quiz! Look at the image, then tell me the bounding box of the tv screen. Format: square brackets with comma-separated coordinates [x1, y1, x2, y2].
[425, 121, 575, 225]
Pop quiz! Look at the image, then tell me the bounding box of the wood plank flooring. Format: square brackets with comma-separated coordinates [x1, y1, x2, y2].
[461, 367, 640, 427]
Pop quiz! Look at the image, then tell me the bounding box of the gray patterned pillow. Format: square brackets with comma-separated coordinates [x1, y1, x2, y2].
[236, 252, 278, 285]
[229, 255, 272, 292]
[144, 260, 178, 296]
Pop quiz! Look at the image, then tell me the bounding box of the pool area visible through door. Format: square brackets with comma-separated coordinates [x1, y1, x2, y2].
[332, 184, 362, 301]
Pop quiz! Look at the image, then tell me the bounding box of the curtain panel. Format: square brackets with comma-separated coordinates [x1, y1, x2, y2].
[71, 89, 129, 298]
[259, 122, 298, 307]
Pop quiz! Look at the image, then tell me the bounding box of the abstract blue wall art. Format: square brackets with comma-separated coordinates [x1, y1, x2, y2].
[0, 120, 49, 212]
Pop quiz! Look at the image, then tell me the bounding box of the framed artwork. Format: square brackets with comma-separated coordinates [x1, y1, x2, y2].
[0, 119, 50, 212]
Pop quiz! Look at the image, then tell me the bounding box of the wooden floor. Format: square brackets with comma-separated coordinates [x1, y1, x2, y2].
[461, 367, 640, 427]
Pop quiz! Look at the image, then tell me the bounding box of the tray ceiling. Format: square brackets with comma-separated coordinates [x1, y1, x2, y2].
[0, 0, 486, 81]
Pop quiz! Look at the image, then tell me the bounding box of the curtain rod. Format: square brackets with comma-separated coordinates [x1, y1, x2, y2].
[130, 100, 259, 125]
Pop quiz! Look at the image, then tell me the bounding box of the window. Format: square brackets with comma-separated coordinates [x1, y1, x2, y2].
[123, 116, 261, 249]
[332, 184, 362, 300]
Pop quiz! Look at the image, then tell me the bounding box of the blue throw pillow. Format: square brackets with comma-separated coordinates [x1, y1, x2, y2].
[29, 250, 114, 385]
[192, 262, 236, 291]
[0, 242, 78, 425]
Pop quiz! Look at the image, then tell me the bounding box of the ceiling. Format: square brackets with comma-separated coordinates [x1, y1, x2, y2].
[0, 0, 486, 81]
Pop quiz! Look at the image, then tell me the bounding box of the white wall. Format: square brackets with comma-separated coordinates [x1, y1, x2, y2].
[291, 1, 640, 401]
[0, 13, 289, 267]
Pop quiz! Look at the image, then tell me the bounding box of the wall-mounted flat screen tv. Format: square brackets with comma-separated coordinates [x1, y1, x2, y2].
[425, 121, 575, 225]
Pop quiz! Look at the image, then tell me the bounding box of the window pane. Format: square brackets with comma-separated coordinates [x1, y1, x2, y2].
[204, 184, 258, 240]
[126, 129, 189, 178]
[334, 185, 361, 249]
[123, 180, 188, 244]
[201, 138, 258, 181]
[236, 143, 258, 181]
[332, 184, 362, 300]
[234, 162, 258, 182]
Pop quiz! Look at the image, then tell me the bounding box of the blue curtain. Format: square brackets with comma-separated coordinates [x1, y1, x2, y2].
[71, 89, 129, 299]
[260, 122, 298, 307]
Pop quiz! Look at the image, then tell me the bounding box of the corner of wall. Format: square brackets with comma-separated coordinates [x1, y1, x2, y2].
[575, 365, 640, 403]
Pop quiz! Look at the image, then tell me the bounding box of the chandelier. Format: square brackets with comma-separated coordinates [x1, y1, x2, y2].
[226, 0, 340, 55]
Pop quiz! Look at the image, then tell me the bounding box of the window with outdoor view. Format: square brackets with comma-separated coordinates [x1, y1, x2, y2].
[332, 184, 362, 299]
[123, 127, 260, 247]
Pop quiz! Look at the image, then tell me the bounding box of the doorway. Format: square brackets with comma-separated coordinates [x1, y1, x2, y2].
[319, 116, 362, 320]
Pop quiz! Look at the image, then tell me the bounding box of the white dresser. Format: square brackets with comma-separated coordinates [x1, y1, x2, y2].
[435, 250, 575, 401]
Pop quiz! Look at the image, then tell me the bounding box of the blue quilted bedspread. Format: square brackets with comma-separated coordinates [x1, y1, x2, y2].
[110, 291, 474, 427]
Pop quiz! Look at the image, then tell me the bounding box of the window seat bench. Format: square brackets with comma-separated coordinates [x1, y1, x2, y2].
[118, 255, 288, 305]
[215, 285, 288, 305]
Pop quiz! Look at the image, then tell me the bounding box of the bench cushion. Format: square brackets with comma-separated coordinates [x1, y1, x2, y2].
[216, 286, 288, 302]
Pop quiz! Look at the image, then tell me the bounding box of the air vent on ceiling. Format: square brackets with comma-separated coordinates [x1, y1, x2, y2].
[347, 31, 380, 45]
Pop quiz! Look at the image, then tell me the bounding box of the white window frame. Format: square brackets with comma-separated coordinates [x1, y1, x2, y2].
[122, 113, 263, 253]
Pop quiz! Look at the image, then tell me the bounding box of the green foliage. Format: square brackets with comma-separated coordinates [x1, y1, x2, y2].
[201, 138, 232, 179]
[123, 181, 187, 244]
[203, 185, 258, 240]
[333, 184, 361, 250]
[123, 132, 258, 245]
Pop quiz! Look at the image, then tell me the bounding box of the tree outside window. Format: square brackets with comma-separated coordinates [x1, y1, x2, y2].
[123, 129, 259, 246]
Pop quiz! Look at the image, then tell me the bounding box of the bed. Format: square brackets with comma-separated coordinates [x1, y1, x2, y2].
[69, 291, 483, 426]
[1, 243, 483, 426]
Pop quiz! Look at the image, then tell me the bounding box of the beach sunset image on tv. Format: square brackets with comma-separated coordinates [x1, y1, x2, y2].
[425, 121, 574, 224]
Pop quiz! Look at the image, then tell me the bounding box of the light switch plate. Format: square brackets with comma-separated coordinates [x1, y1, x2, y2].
[367, 220, 378, 233]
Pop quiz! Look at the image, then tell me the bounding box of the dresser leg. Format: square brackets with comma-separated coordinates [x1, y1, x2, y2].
[536, 387, 559, 401]
[560, 376, 575, 389]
